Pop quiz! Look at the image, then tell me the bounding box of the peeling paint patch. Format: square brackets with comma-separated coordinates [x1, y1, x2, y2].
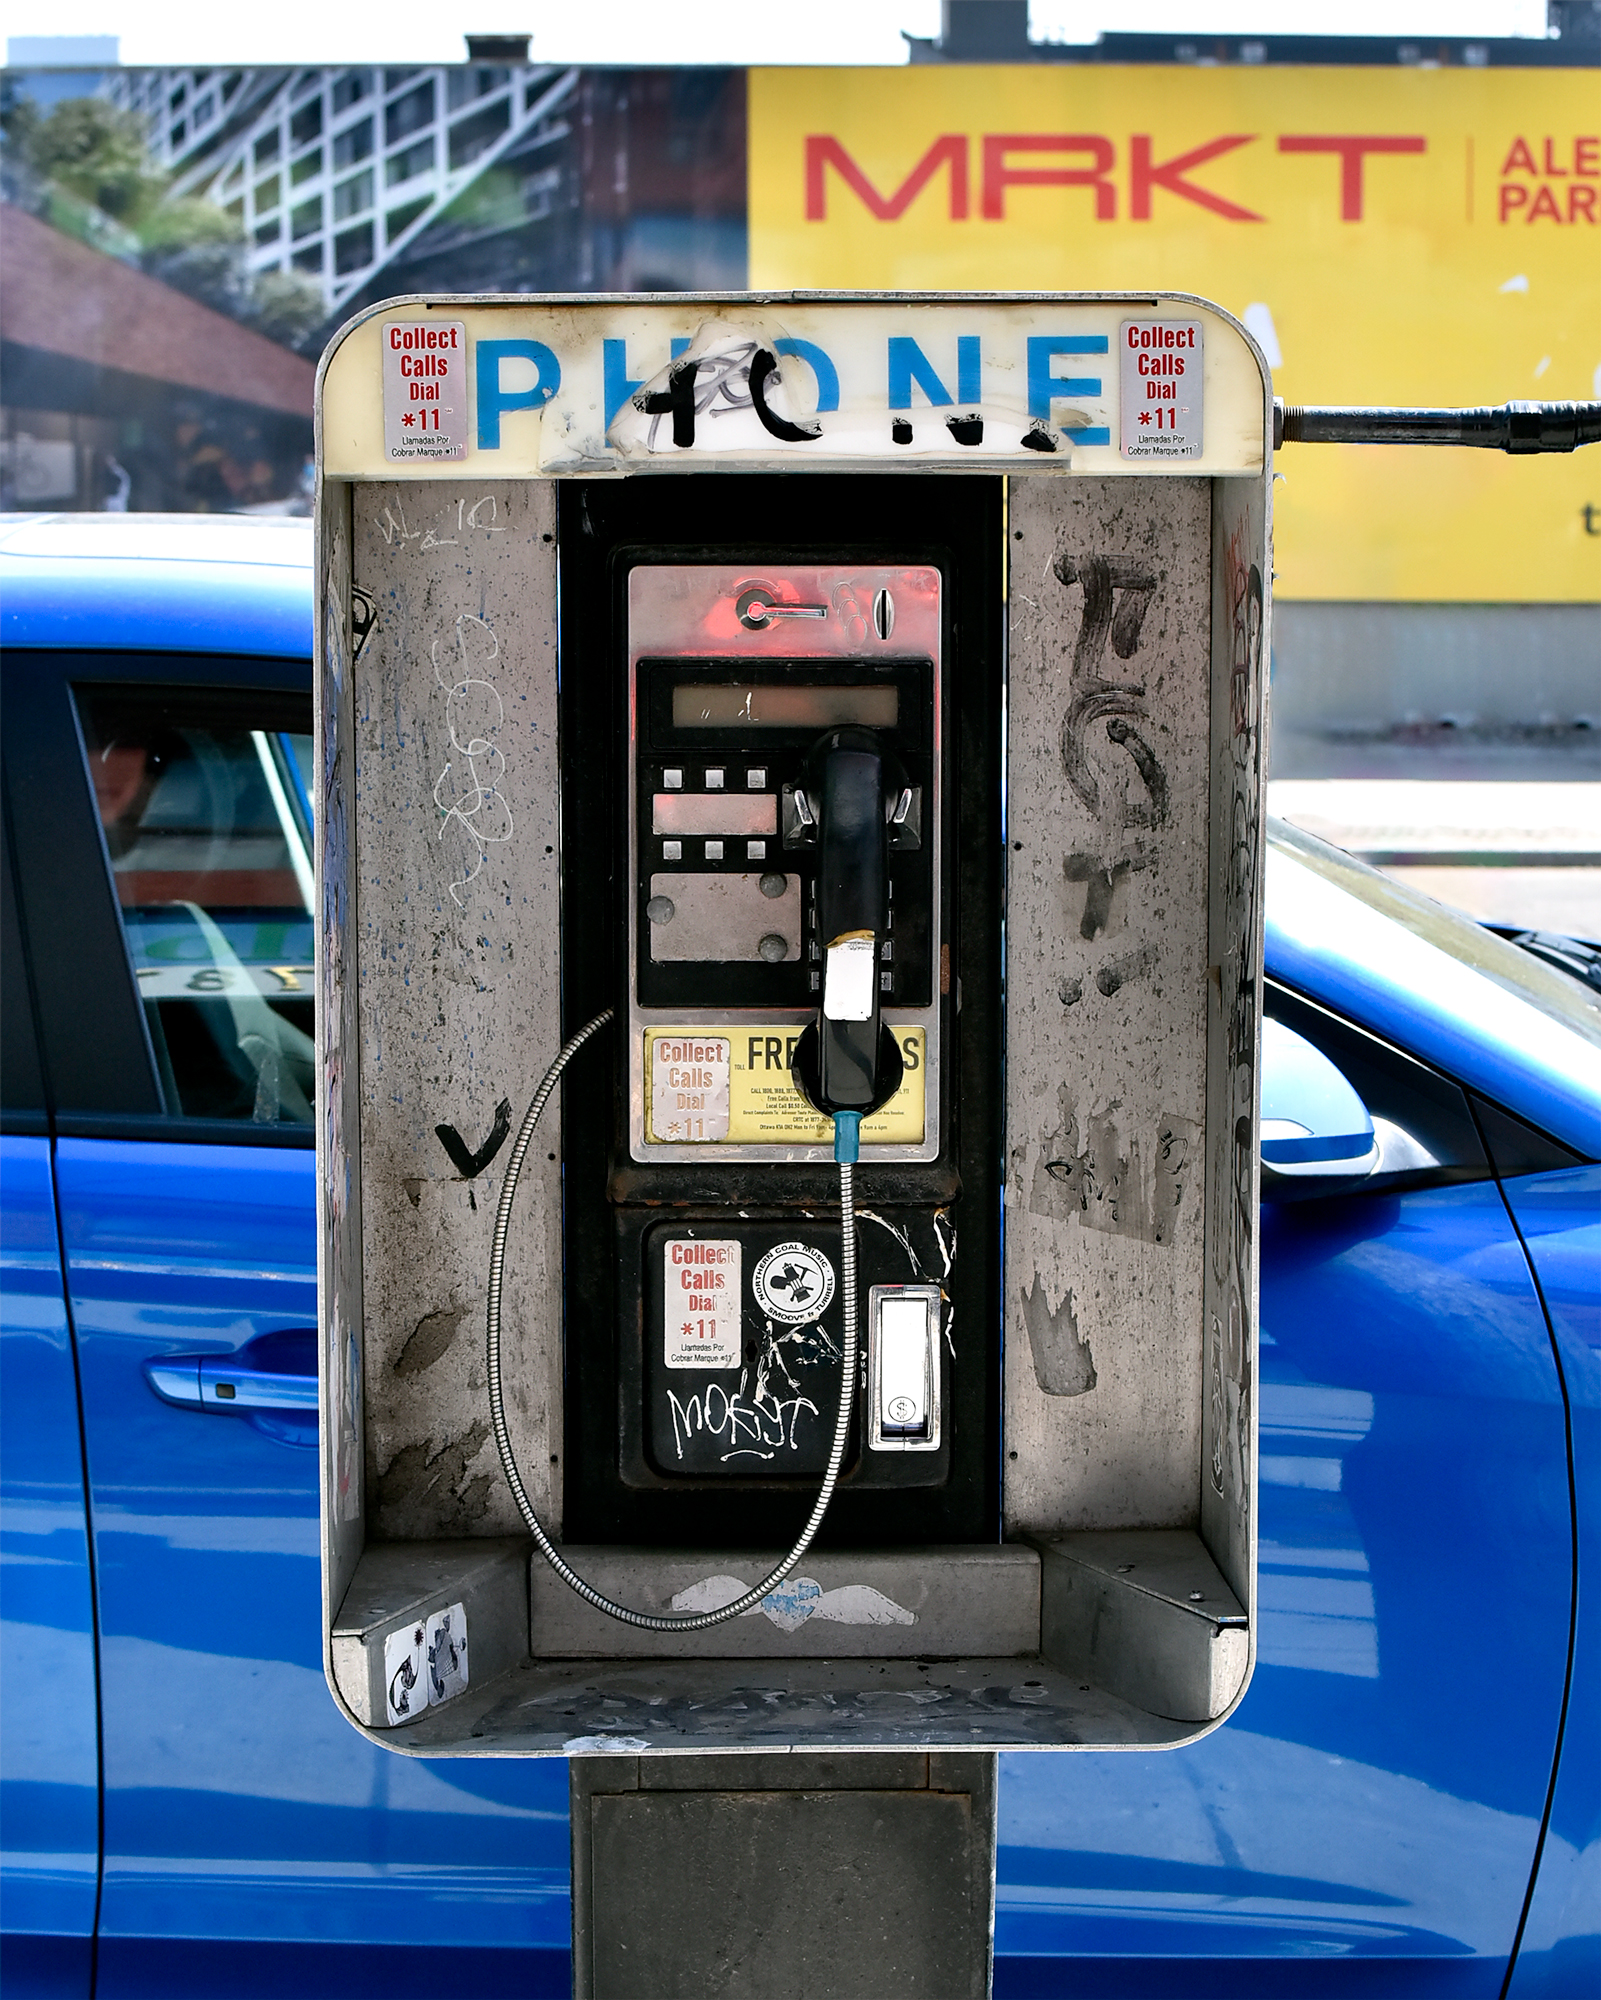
[1019, 1275, 1097, 1397]
[376, 1420, 493, 1536]
[395, 1303, 470, 1377]
[1033, 1092, 1198, 1248]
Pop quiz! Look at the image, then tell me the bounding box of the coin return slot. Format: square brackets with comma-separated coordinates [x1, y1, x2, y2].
[868, 1284, 942, 1452]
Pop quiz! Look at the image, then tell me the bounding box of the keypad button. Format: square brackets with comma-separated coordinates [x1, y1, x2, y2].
[747, 839, 766, 861]
[747, 768, 766, 788]
[664, 768, 683, 790]
[705, 768, 725, 789]
[705, 840, 724, 860]
[662, 839, 682, 861]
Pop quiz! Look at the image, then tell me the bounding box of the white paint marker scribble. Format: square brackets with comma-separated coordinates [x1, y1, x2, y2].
[432, 614, 512, 905]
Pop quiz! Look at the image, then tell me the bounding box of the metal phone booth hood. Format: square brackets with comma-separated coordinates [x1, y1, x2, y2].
[313, 293, 1270, 1759]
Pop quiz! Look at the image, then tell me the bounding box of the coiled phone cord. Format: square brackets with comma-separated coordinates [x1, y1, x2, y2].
[485, 1008, 861, 1632]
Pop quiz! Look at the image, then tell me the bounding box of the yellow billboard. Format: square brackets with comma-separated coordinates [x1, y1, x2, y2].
[749, 65, 1600, 602]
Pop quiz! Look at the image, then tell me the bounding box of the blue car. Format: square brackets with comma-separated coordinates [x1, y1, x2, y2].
[2, 514, 1595, 1998]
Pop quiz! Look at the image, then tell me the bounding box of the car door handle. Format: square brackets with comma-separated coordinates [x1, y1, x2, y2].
[144, 1350, 318, 1414]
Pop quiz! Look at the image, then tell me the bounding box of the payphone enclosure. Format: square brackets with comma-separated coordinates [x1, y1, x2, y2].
[314, 293, 1270, 1756]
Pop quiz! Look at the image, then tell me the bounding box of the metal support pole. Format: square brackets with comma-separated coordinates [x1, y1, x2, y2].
[571, 1751, 998, 1999]
[1273, 398, 1601, 453]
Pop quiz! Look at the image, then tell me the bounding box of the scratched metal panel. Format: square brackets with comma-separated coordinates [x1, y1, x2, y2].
[1201, 477, 1270, 1609]
[317, 481, 367, 1619]
[1003, 477, 1214, 1537]
[347, 481, 563, 1540]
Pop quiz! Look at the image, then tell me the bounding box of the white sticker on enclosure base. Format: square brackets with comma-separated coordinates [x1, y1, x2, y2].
[650, 1034, 731, 1143]
[426, 1602, 469, 1706]
[1119, 320, 1203, 460]
[382, 319, 469, 462]
[384, 1620, 427, 1725]
[664, 1239, 743, 1368]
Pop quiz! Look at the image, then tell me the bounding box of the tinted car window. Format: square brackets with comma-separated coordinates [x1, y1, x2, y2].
[1263, 980, 1490, 1196]
[75, 686, 314, 1126]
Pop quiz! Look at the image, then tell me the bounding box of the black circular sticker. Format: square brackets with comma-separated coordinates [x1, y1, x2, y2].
[751, 1241, 837, 1325]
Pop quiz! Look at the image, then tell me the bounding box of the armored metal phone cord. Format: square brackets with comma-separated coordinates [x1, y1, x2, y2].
[485, 1009, 861, 1632]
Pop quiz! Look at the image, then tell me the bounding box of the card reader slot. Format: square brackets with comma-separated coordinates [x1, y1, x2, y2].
[654, 793, 778, 837]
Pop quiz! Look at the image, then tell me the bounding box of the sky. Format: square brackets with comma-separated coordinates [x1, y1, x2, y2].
[0, 0, 1557, 70]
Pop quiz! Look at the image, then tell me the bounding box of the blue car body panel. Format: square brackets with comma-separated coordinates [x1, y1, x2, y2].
[993, 1177, 1573, 1994]
[0, 1137, 99, 1993]
[1501, 1166, 1601, 1997]
[51, 1137, 570, 1993]
[2, 519, 1595, 1991]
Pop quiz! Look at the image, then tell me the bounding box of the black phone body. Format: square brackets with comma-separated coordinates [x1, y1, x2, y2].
[558, 474, 1004, 1549]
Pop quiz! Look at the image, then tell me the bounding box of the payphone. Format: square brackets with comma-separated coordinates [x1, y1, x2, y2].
[316, 294, 1271, 1754]
[483, 473, 1009, 1628]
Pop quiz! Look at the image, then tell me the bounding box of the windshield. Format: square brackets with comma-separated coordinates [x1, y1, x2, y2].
[1266, 819, 1601, 1158]
[1270, 819, 1601, 1050]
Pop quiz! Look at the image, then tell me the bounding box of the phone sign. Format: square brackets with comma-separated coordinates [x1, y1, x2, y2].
[382, 319, 468, 461]
[1119, 320, 1203, 461]
[664, 1239, 742, 1369]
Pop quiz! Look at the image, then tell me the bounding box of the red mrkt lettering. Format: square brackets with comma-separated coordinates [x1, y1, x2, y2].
[804, 133, 1434, 224]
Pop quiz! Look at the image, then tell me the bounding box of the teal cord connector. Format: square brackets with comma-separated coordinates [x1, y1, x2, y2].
[833, 1109, 861, 1164]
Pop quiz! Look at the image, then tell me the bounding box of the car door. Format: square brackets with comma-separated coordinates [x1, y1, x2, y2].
[1498, 1153, 1600, 1995]
[2, 646, 571, 2000]
[993, 984, 1574, 1997]
[0, 793, 100, 2000]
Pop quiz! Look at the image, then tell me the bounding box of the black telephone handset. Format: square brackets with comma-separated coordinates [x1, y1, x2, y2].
[791, 727, 905, 1121]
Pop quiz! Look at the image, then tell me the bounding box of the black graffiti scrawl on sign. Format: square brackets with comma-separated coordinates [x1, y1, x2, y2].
[1052, 552, 1169, 832]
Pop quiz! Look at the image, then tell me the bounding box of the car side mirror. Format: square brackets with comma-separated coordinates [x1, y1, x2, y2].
[1260, 1018, 1380, 1200]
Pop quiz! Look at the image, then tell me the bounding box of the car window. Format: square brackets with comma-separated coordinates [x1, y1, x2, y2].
[74, 685, 314, 1127]
[1263, 980, 1490, 1196]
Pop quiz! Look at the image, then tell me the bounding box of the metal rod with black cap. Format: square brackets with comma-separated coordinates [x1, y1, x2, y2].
[1274, 398, 1601, 453]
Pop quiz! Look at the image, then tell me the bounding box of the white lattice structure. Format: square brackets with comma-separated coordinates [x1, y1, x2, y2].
[104, 62, 579, 315]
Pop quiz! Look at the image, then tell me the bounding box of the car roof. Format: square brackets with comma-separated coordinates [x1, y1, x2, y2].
[0, 512, 312, 658]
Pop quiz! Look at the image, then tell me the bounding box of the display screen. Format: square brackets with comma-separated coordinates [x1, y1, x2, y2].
[672, 684, 899, 730]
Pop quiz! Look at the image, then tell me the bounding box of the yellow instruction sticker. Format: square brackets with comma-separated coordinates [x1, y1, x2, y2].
[645, 1025, 926, 1147]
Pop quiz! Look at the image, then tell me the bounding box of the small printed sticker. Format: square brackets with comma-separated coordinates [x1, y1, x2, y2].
[384, 1620, 427, 1725]
[382, 319, 468, 461]
[664, 1239, 742, 1368]
[823, 933, 876, 1022]
[426, 1602, 469, 1704]
[752, 1241, 836, 1325]
[650, 1034, 731, 1143]
[1119, 319, 1203, 460]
